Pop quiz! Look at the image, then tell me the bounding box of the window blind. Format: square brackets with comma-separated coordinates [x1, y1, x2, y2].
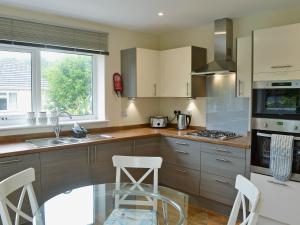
[0, 17, 109, 55]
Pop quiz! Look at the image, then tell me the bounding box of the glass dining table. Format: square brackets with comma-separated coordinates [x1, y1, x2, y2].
[33, 183, 188, 225]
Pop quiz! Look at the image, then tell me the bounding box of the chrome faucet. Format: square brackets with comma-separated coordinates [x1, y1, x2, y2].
[53, 111, 73, 139]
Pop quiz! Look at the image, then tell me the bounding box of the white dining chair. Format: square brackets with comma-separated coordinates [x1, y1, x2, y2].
[227, 175, 260, 225]
[104, 155, 163, 225]
[0, 168, 39, 225]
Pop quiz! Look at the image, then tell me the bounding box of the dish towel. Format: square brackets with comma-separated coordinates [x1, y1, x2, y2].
[270, 134, 294, 182]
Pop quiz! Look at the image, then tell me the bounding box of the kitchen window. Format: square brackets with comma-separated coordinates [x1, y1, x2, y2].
[0, 45, 102, 126]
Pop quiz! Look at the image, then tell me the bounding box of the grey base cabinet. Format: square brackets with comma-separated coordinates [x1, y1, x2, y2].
[91, 140, 133, 184]
[158, 137, 249, 207]
[0, 135, 249, 225]
[159, 137, 201, 195]
[133, 137, 160, 184]
[40, 146, 91, 202]
[0, 154, 41, 225]
[160, 163, 200, 195]
[200, 143, 247, 206]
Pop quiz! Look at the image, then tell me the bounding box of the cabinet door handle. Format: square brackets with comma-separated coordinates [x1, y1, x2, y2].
[175, 150, 189, 154]
[175, 142, 188, 146]
[175, 168, 187, 173]
[186, 83, 189, 96]
[215, 179, 230, 185]
[270, 65, 293, 69]
[216, 158, 231, 163]
[0, 159, 21, 165]
[94, 146, 97, 164]
[238, 79, 241, 96]
[87, 147, 90, 164]
[268, 180, 288, 186]
[154, 84, 157, 96]
[216, 148, 230, 153]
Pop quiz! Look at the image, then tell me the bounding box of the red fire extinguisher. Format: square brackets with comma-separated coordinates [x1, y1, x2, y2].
[113, 73, 123, 97]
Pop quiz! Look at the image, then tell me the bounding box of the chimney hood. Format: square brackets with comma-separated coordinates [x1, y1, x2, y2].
[192, 18, 236, 75]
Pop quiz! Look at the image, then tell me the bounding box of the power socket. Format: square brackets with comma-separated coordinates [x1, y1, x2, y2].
[173, 110, 181, 116]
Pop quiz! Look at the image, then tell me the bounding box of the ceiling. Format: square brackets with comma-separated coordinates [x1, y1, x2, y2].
[0, 0, 299, 34]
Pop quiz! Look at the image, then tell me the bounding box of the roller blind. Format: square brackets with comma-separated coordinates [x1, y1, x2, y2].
[0, 17, 109, 54]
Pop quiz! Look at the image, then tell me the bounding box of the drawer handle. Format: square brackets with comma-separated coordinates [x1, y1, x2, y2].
[175, 169, 187, 173]
[215, 179, 230, 185]
[175, 150, 189, 154]
[270, 65, 293, 69]
[268, 180, 288, 186]
[0, 159, 21, 165]
[216, 158, 231, 163]
[216, 148, 230, 153]
[175, 142, 188, 146]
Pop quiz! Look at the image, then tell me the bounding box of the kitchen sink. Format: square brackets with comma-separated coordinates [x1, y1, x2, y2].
[86, 134, 113, 140]
[26, 134, 113, 148]
[26, 137, 88, 148]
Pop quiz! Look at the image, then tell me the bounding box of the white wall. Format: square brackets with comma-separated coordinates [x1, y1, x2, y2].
[0, 5, 161, 131]
[159, 6, 300, 127]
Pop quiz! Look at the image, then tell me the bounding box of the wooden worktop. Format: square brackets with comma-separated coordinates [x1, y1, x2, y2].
[0, 127, 251, 158]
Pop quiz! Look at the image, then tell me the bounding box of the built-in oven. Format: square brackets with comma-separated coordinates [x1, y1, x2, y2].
[251, 118, 300, 181]
[252, 80, 300, 120]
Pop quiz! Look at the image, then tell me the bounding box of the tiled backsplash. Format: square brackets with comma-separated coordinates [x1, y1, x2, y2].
[205, 74, 250, 135]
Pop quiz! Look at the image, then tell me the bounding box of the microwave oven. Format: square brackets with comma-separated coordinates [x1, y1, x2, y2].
[252, 80, 300, 120]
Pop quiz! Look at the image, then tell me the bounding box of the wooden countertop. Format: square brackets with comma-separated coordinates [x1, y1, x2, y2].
[0, 127, 251, 158]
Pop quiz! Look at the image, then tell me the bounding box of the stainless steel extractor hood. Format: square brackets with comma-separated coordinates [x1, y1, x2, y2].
[192, 18, 236, 75]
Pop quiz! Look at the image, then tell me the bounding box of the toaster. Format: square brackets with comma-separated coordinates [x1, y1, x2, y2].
[150, 116, 168, 128]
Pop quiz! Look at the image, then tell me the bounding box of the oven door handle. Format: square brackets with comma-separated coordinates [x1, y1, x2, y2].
[257, 132, 300, 141]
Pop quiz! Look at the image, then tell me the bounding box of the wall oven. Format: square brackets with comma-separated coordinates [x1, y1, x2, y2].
[251, 118, 300, 182]
[252, 80, 300, 120]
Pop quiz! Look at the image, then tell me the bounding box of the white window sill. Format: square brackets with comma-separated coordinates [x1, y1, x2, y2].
[0, 119, 110, 136]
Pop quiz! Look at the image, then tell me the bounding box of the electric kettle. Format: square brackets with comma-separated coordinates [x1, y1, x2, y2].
[177, 114, 191, 130]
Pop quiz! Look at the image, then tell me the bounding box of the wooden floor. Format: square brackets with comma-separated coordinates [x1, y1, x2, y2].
[187, 204, 230, 225]
[157, 203, 232, 225]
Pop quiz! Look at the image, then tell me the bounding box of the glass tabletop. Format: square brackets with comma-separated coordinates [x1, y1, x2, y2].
[33, 183, 189, 225]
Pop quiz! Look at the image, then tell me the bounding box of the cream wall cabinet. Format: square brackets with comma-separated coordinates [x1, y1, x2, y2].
[121, 46, 206, 98]
[236, 36, 252, 97]
[121, 48, 160, 97]
[253, 23, 300, 81]
[160, 46, 206, 97]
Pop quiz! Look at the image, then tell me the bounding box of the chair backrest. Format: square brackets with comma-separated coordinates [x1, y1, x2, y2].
[0, 168, 38, 225]
[112, 155, 163, 210]
[227, 175, 260, 225]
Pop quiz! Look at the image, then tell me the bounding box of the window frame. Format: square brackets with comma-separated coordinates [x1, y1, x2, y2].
[0, 44, 98, 123]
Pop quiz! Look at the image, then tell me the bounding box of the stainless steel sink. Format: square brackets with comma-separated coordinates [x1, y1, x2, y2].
[26, 137, 88, 148]
[87, 134, 113, 140]
[26, 134, 113, 148]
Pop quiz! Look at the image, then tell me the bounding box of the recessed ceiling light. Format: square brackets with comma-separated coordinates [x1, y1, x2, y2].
[158, 12, 164, 17]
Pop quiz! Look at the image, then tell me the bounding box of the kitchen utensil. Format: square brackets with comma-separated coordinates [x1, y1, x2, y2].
[177, 114, 191, 130]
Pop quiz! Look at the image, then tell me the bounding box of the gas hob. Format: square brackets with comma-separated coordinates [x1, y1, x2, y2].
[186, 129, 241, 140]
